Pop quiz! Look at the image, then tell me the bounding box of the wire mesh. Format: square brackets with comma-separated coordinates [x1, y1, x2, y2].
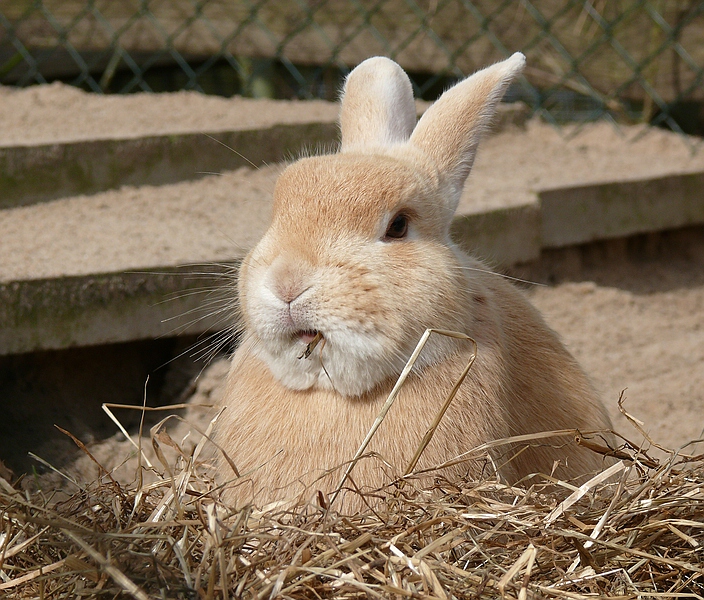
[1, 1, 703, 133]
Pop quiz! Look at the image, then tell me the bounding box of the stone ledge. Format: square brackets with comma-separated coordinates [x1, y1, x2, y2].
[452, 203, 541, 266]
[540, 171, 704, 247]
[0, 265, 234, 355]
[0, 122, 338, 209]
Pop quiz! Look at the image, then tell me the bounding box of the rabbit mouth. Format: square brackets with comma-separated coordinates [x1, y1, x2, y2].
[297, 330, 321, 344]
[296, 330, 324, 361]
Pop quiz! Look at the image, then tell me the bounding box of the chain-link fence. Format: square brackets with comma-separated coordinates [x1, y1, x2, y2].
[2, 1, 703, 134]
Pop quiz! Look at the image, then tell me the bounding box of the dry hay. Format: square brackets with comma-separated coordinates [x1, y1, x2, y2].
[0, 418, 702, 599]
[0, 330, 702, 599]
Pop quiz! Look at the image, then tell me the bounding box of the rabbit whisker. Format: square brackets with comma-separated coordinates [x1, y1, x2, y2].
[203, 133, 259, 169]
[159, 302, 237, 339]
[452, 265, 546, 287]
[153, 328, 233, 373]
[159, 297, 234, 322]
[154, 291, 231, 312]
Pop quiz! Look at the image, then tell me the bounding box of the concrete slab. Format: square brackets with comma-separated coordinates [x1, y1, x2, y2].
[0, 266, 231, 356]
[0, 166, 280, 355]
[540, 171, 704, 247]
[0, 167, 279, 282]
[451, 203, 541, 266]
[0, 123, 337, 209]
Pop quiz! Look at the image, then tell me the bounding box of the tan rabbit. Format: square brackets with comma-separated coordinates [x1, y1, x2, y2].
[213, 53, 613, 511]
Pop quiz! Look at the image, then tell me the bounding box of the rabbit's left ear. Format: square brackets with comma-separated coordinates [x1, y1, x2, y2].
[339, 57, 416, 152]
[409, 53, 525, 211]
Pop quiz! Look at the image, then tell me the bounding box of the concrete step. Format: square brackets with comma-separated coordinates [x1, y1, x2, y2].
[1, 166, 279, 355]
[0, 87, 339, 208]
[2, 90, 703, 355]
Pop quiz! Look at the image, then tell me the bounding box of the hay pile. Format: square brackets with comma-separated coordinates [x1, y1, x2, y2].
[1, 421, 702, 599]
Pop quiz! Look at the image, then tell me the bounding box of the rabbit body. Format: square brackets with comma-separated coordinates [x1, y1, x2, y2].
[214, 54, 612, 510]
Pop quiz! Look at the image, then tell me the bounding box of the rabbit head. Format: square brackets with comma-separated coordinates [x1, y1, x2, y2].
[237, 54, 526, 398]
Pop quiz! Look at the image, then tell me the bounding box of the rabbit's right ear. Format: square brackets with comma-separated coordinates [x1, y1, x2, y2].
[409, 53, 525, 212]
[339, 57, 416, 152]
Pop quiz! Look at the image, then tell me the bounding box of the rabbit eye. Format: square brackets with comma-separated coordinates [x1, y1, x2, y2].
[384, 213, 409, 240]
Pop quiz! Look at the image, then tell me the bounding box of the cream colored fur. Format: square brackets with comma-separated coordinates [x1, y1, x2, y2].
[214, 54, 613, 511]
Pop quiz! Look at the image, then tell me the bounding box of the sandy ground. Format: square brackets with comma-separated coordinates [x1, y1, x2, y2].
[0, 83, 702, 488]
[523, 231, 704, 455]
[0, 82, 338, 144]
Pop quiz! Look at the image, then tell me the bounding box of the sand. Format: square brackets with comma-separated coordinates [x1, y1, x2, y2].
[524, 231, 704, 454]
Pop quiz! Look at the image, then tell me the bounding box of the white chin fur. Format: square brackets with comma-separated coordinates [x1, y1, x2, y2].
[251, 327, 460, 398]
[252, 331, 396, 398]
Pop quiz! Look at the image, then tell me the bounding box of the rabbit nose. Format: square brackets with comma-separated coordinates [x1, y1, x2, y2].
[269, 266, 311, 304]
[277, 280, 311, 304]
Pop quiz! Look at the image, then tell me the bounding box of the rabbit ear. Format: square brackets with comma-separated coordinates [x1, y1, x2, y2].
[409, 52, 525, 211]
[339, 57, 416, 152]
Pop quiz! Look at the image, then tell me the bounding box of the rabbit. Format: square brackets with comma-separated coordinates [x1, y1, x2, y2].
[213, 53, 613, 511]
